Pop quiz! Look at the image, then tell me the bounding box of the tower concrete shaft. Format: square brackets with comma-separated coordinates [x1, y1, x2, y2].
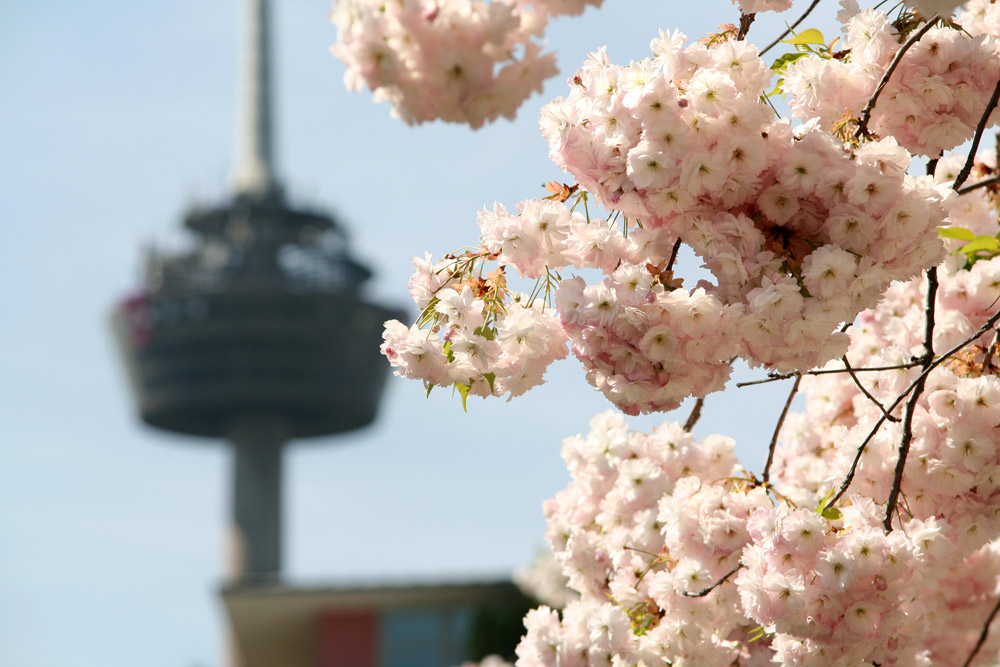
[233, 0, 278, 198]
[230, 419, 286, 580]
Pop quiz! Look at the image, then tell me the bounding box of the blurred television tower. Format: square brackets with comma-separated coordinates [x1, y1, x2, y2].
[111, 0, 400, 586]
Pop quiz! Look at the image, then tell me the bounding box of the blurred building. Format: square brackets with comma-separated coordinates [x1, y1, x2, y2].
[224, 579, 531, 667]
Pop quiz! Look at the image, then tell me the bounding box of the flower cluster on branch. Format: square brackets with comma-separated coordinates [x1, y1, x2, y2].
[333, 0, 1000, 664]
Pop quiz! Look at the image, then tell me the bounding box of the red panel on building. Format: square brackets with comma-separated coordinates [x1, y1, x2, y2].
[317, 610, 378, 667]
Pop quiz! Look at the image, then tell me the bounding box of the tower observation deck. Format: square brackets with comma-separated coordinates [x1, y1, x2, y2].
[111, 0, 402, 582]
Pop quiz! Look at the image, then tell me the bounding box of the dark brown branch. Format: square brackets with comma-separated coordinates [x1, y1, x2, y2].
[883, 266, 938, 531]
[737, 12, 756, 41]
[683, 396, 705, 432]
[762, 373, 802, 485]
[855, 16, 940, 140]
[958, 174, 1000, 196]
[827, 304, 1000, 510]
[759, 0, 822, 56]
[962, 595, 1000, 667]
[843, 356, 899, 423]
[683, 564, 744, 597]
[665, 237, 683, 272]
[955, 78, 1000, 191]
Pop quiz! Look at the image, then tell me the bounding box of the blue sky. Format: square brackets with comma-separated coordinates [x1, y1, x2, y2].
[0, 1, 827, 665]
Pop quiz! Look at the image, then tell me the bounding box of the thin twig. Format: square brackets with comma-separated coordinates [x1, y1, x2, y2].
[958, 174, 1000, 196]
[762, 374, 802, 485]
[883, 266, 937, 531]
[962, 595, 1000, 667]
[683, 564, 744, 598]
[843, 356, 899, 423]
[737, 12, 756, 41]
[759, 0, 822, 56]
[683, 397, 705, 432]
[736, 360, 925, 388]
[855, 16, 940, 140]
[827, 305, 1000, 510]
[954, 78, 1000, 191]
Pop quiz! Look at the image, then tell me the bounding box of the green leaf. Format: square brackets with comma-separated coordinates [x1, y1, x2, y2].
[425, 382, 434, 399]
[770, 51, 810, 73]
[815, 488, 836, 513]
[443, 340, 455, 363]
[960, 236, 1000, 255]
[483, 372, 497, 394]
[455, 382, 471, 412]
[822, 506, 844, 521]
[938, 226, 977, 241]
[782, 28, 825, 46]
[474, 325, 497, 341]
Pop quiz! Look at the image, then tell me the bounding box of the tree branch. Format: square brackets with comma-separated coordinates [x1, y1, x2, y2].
[683, 396, 705, 432]
[665, 237, 683, 272]
[855, 17, 940, 140]
[827, 304, 1000, 511]
[843, 355, 899, 423]
[682, 564, 744, 597]
[762, 373, 801, 485]
[759, 0, 822, 56]
[958, 174, 1000, 196]
[954, 78, 1000, 192]
[737, 12, 756, 41]
[737, 360, 925, 388]
[962, 595, 1000, 667]
[883, 266, 937, 531]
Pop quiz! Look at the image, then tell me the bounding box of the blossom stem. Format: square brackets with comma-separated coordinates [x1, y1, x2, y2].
[855, 16, 940, 140]
[759, 0, 823, 56]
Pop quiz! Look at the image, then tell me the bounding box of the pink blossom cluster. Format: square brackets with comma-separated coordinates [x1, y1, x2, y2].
[738, 0, 793, 12]
[386, 31, 955, 415]
[904, 0, 968, 18]
[330, 0, 558, 128]
[511, 145, 1000, 664]
[737, 501, 955, 665]
[453, 657, 514, 667]
[519, 411, 775, 664]
[540, 35, 951, 371]
[772, 254, 1000, 541]
[771, 161, 1000, 539]
[386, 197, 745, 413]
[519, 407, 1000, 664]
[783, 8, 1000, 156]
[556, 276, 741, 413]
[511, 0, 604, 17]
[964, 0, 1000, 37]
[381, 248, 569, 400]
[513, 549, 578, 609]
